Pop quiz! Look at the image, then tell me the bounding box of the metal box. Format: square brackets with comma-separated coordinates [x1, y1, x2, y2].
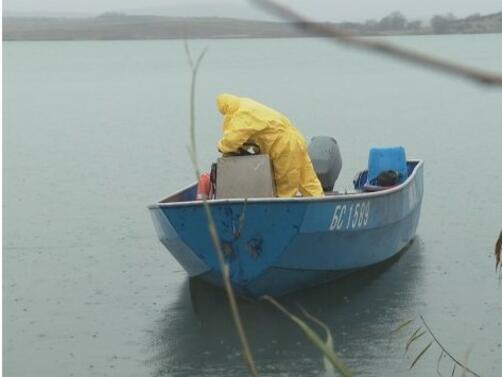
[216, 155, 276, 199]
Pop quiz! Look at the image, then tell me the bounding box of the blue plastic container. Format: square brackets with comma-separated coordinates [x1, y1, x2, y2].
[367, 146, 408, 185]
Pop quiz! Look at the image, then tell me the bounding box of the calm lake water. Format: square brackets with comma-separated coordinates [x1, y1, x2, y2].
[3, 35, 502, 377]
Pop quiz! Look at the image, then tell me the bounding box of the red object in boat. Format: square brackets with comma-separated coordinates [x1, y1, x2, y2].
[197, 173, 211, 200]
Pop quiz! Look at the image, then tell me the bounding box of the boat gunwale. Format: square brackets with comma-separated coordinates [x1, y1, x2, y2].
[148, 159, 423, 209]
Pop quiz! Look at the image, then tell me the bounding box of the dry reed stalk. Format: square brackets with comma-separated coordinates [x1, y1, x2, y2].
[184, 41, 259, 377]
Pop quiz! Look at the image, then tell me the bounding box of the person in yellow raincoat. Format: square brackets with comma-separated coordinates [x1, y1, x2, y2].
[217, 93, 324, 197]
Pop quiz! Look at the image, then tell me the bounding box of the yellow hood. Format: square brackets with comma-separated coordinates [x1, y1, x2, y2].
[217, 94, 240, 115]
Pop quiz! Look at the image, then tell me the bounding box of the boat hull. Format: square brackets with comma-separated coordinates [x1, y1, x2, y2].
[149, 160, 424, 298]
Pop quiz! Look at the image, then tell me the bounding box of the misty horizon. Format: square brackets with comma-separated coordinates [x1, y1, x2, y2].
[3, 0, 502, 23]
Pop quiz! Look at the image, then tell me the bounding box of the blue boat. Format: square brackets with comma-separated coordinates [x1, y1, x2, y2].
[149, 158, 423, 298]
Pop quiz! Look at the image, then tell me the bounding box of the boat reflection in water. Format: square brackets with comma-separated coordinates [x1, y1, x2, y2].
[149, 238, 424, 377]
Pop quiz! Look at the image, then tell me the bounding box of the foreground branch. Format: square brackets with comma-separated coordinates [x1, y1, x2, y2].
[184, 42, 259, 377]
[496, 230, 502, 272]
[250, 0, 502, 87]
[264, 296, 355, 377]
[420, 316, 481, 377]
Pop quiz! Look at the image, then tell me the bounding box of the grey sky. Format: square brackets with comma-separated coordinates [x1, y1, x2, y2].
[4, 0, 501, 21]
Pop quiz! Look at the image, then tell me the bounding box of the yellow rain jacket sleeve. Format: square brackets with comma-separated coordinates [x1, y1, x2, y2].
[218, 113, 267, 154]
[216, 93, 323, 197]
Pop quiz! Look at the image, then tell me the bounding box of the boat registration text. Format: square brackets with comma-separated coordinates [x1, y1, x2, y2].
[329, 201, 371, 231]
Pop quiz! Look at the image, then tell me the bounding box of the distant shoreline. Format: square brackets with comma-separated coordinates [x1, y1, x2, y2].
[5, 33, 502, 43]
[3, 12, 501, 41]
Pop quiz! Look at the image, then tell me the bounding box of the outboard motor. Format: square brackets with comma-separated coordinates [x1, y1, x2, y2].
[308, 136, 342, 192]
